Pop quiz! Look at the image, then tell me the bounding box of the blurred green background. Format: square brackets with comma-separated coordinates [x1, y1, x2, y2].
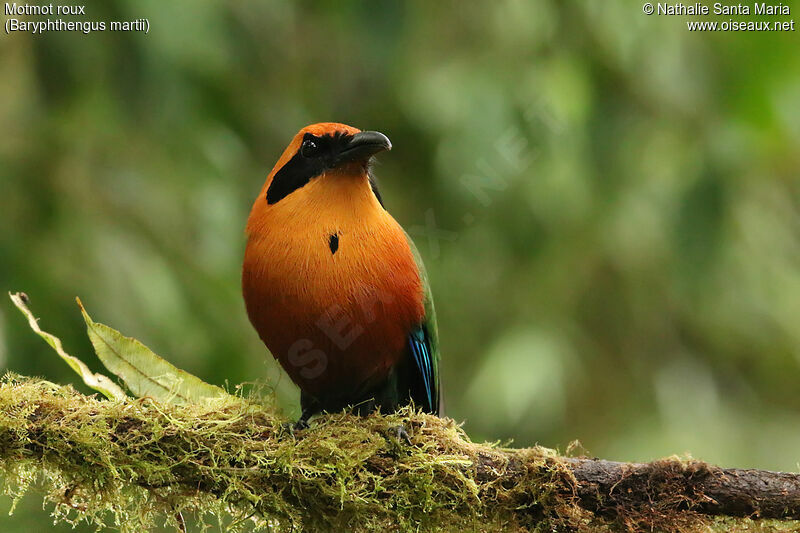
[2, 0, 800, 530]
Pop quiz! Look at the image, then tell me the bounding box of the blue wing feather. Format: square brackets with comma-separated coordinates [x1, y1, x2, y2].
[403, 230, 440, 415]
[408, 325, 436, 413]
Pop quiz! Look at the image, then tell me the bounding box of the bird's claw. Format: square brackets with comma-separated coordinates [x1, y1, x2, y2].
[387, 424, 412, 445]
[281, 419, 310, 438]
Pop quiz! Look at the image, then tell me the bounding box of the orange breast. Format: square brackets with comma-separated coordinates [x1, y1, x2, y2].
[242, 171, 424, 401]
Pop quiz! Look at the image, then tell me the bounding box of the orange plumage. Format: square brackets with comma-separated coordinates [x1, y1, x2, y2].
[242, 123, 435, 419]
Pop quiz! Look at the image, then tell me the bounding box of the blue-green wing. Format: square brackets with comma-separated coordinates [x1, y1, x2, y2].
[404, 231, 440, 415]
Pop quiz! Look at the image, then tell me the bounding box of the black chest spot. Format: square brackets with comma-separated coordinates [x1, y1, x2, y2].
[328, 233, 339, 255]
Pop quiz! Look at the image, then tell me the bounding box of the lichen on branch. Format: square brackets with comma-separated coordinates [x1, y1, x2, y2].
[0, 374, 547, 532]
[1, 375, 799, 532]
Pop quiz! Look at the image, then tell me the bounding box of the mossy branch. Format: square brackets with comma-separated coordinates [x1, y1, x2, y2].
[1, 376, 799, 532]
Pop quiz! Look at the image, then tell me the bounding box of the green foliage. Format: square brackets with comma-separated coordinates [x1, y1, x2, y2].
[11, 291, 243, 409]
[78, 297, 241, 407]
[9, 292, 126, 401]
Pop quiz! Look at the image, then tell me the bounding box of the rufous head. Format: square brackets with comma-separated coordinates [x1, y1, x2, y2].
[262, 122, 391, 205]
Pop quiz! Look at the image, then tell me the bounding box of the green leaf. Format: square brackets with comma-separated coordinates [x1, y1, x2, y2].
[8, 292, 127, 401]
[77, 297, 241, 407]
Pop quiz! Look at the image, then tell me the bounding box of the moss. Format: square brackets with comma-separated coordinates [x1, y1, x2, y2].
[0, 374, 797, 532]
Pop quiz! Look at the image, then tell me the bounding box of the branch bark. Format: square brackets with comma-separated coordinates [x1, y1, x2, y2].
[0, 376, 798, 532]
[564, 457, 800, 520]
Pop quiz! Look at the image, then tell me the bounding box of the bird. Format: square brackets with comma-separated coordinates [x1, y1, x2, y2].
[242, 122, 440, 427]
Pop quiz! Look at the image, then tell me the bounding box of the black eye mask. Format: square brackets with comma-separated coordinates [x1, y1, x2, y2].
[266, 131, 389, 206]
[266, 133, 349, 205]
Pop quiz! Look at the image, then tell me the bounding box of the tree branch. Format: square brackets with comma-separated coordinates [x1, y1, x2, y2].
[565, 457, 800, 520]
[0, 375, 798, 532]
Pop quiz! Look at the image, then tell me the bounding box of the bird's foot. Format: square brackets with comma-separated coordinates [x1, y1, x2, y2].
[280, 418, 310, 438]
[386, 424, 412, 445]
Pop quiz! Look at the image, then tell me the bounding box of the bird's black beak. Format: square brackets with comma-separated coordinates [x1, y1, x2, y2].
[334, 131, 392, 165]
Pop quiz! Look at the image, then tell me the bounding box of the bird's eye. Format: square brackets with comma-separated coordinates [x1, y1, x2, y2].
[300, 139, 319, 158]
